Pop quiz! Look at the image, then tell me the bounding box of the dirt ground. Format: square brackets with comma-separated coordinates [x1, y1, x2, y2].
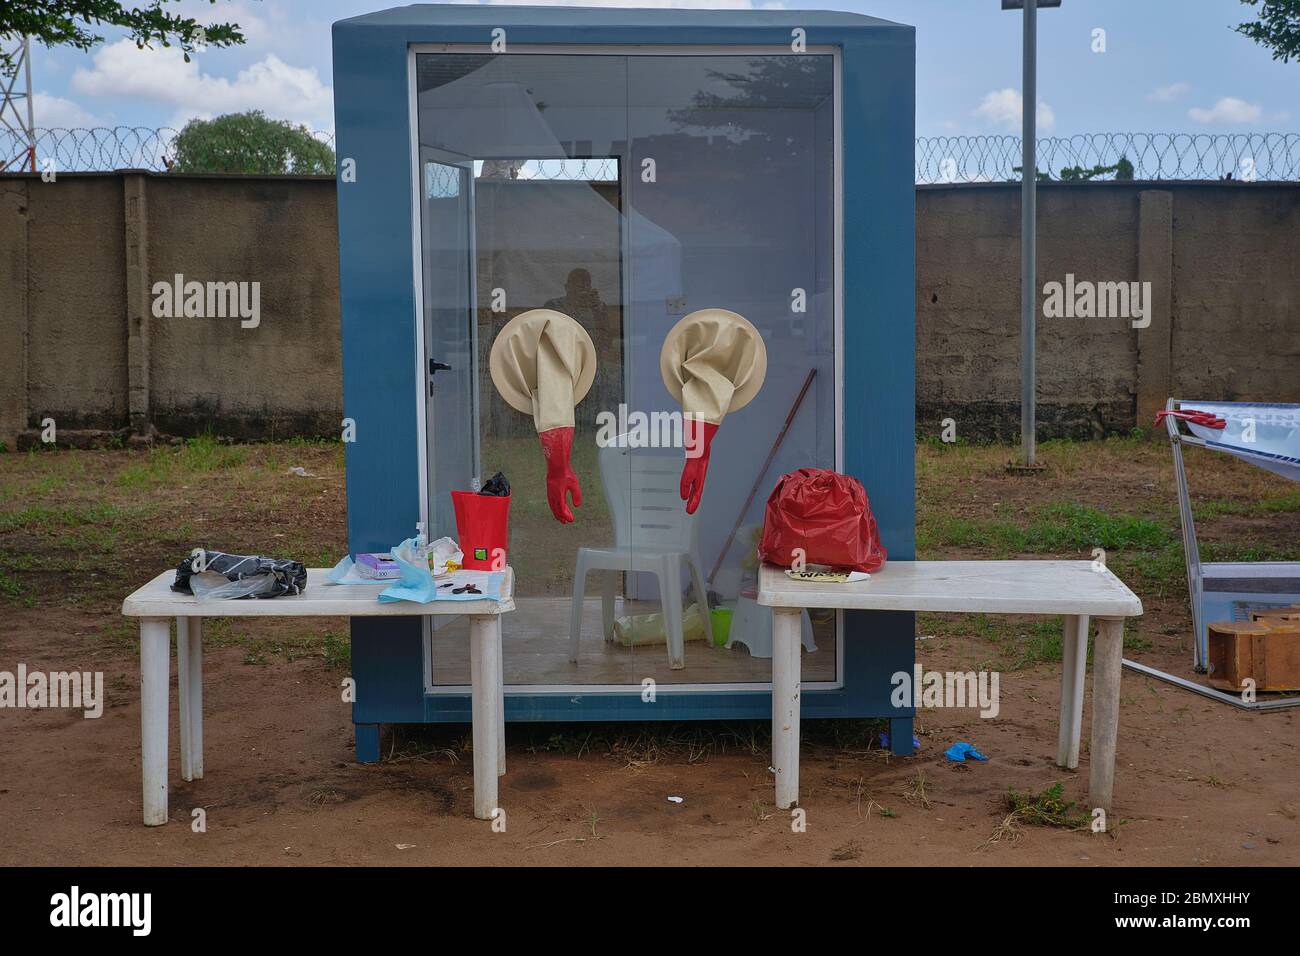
[1, 437, 1298, 866]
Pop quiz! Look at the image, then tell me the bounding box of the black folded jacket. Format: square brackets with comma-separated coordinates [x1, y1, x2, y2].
[172, 550, 307, 598]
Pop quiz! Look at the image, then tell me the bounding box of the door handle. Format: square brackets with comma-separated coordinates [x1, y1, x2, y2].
[428, 360, 451, 396]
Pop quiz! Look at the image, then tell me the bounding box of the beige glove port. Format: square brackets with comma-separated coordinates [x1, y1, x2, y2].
[659, 308, 768, 513]
[489, 309, 598, 523]
[659, 308, 768, 427]
[489, 308, 597, 433]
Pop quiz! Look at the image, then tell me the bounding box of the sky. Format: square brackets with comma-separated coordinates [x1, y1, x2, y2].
[25, 0, 1300, 137]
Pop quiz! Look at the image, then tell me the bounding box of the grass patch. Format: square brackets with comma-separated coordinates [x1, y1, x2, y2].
[919, 612, 1148, 670]
[113, 454, 170, 488]
[112, 435, 251, 489]
[919, 502, 1172, 556]
[0, 569, 31, 606]
[1197, 491, 1300, 516]
[1005, 781, 1091, 829]
[228, 625, 349, 666]
[176, 434, 249, 473]
[322, 629, 350, 669]
[920, 613, 1066, 669]
[986, 781, 1093, 846]
[0, 503, 124, 533]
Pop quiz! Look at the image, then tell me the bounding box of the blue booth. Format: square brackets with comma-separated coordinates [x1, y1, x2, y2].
[332, 4, 916, 760]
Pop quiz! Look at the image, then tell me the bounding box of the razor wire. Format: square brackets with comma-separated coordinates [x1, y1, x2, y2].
[916, 132, 1300, 183]
[2, 127, 1298, 182]
[1, 126, 338, 173]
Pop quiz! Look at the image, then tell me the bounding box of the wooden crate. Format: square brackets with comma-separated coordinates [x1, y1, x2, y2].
[1208, 620, 1300, 692]
[1250, 604, 1300, 627]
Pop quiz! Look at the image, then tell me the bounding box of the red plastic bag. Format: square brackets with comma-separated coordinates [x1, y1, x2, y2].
[758, 468, 886, 573]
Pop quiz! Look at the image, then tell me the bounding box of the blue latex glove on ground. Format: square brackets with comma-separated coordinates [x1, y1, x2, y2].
[944, 741, 988, 762]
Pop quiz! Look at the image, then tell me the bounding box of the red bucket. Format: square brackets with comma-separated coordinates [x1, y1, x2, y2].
[451, 491, 510, 570]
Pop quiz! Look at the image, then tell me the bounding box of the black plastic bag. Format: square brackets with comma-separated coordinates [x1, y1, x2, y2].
[479, 471, 510, 497]
[172, 550, 307, 600]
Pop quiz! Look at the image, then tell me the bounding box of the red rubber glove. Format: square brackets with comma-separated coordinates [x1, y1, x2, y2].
[680, 419, 719, 515]
[1153, 409, 1226, 430]
[539, 426, 581, 523]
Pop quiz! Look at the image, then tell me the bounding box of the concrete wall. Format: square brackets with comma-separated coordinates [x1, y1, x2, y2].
[1, 172, 1296, 447]
[0, 171, 341, 446]
[915, 181, 1300, 440]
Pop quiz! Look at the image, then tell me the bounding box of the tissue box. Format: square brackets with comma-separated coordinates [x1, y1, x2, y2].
[356, 552, 401, 580]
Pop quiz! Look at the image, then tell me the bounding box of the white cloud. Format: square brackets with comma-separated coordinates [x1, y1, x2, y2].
[70, 39, 332, 130]
[191, 0, 273, 48]
[974, 88, 1055, 133]
[32, 93, 104, 129]
[1188, 96, 1263, 124]
[1147, 82, 1190, 103]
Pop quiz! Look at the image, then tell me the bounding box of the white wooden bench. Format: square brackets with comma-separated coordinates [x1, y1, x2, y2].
[121, 567, 514, 825]
[757, 560, 1143, 813]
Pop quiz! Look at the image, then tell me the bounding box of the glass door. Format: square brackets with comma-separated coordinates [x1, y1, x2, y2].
[419, 146, 479, 540]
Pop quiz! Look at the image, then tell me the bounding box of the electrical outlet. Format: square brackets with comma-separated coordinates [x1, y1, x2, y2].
[666, 296, 688, 314]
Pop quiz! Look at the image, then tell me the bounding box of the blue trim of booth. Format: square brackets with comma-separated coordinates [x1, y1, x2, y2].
[333, 6, 917, 755]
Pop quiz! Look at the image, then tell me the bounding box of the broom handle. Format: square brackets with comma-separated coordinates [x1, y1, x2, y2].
[707, 367, 818, 585]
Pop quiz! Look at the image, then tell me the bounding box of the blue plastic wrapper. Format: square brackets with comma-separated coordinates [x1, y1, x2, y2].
[943, 741, 988, 762]
[326, 539, 504, 604]
[378, 537, 503, 604]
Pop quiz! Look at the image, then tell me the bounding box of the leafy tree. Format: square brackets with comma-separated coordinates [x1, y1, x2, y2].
[0, 1, 244, 79]
[169, 111, 334, 175]
[1058, 156, 1135, 181]
[1236, 0, 1300, 63]
[1012, 165, 1051, 182]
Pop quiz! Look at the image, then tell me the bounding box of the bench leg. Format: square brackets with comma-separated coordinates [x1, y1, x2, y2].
[1089, 617, 1125, 812]
[470, 615, 502, 820]
[496, 618, 506, 777]
[140, 617, 170, 826]
[772, 607, 802, 810]
[175, 617, 205, 781]
[1057, 614, 1089, 769]
[177, 619, 193, 782]
[187, 618, 203, 779]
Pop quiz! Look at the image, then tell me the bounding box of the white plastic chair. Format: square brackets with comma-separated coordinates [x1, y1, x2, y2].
[569, 441, 713, 669]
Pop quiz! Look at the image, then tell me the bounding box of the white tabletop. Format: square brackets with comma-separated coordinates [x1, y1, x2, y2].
[757, 560, 1142, 617]
[122, 567, 515, 618]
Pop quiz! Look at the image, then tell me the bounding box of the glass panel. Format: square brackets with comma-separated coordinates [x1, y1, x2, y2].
[420, 150, 477, 543]
[624, 54, 837, 685]
[415, 51, 837, 689]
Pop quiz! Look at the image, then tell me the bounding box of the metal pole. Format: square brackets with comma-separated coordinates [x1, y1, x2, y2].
[22, 36, 35, 172]
[1020, 0, 1037, 466]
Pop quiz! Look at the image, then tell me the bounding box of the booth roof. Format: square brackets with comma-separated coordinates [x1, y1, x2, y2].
[335, 5, 910, 33]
